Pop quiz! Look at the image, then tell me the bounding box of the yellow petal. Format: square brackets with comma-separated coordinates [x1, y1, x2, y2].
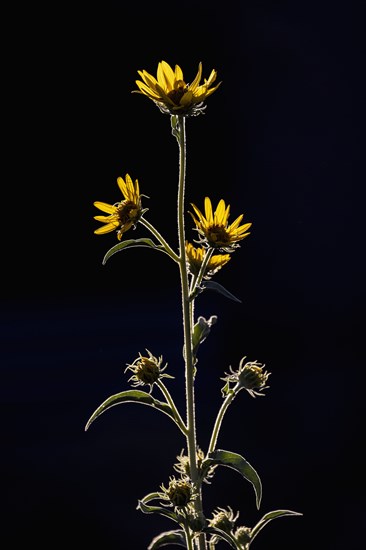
[189, 204, 204, 224]
[204, 197, 213, 223]
[134, 177, 140, 197]
[214, 199, 227, 224]
[205, 69, 217, 87]
[138, 70, 158, 88]
[180, 90, 193, 106]
[190, 62, 203, 91]
[94, 214, 114, 222]
[229, 215, 245, 231]
[94, 223, 118, 234]
[174, 64, 184, 81]
[124, 173, 135, 199]
[135, 80, 161, 99]
[158, 60, 175, 90]
[93, 201, 116, 214]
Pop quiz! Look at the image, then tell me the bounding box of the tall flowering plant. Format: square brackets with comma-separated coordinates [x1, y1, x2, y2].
[86, 60, 302, 550]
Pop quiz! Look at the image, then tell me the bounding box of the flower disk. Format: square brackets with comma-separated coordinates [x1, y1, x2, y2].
[133, 60, 221, 116]
[189, 197, 252, 252]
[93, 173, 143, 240]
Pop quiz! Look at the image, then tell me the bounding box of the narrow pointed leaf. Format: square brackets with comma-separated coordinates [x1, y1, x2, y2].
[203, 281, 242, 303]
[250, 509, 303, 542]
[137, 499, 179, 524]
[102, 238, 167, 264]
[148, 529, 186, 549]
[84, 390, 176, 431]
[203, 449, 262, 509]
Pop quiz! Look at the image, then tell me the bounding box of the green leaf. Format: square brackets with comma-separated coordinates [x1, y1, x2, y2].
[147, 529, 186, 549]
[102, 238, 167, 264]
[203, 449, 262, 509]
[203, 527, 239, 549]
[203, 281, 242, 303]
[84, 389, 177, 431]
[137, 499, 179, 524]
[250, 509, 303, 542]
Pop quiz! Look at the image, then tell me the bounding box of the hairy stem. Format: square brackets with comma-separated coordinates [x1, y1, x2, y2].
[176, 115, 206, 550]
[207, 391, 236, 455]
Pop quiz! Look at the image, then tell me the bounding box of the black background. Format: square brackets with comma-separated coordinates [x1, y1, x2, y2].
[3, 1, 365, 549]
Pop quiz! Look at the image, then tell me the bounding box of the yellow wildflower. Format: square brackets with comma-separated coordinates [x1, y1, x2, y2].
[185, 241, 231, 279]
[189, 197, 252, 251]
[133, 60, 221, 116]
[93, 174, 142, 240]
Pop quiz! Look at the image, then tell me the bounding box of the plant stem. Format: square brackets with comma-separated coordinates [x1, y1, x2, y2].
[207, 391, 236, 455]
[189, 247, 214, 300]
[139, 217, 180, 262]
[156, 379, 188, 435]
[176, 115, 206, 550]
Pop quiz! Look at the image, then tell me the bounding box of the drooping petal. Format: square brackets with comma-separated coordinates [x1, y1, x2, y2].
[94, 214, 115, 222]
[94, 222, 119, 234]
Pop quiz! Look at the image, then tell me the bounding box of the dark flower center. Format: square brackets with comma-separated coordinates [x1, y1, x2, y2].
[117, 200, 140, 225]
[167, 80, 188, 105]
[135, 359, 160, 385]
[207, 225, 230, 245]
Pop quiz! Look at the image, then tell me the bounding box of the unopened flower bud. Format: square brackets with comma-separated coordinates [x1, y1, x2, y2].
[235, 525, 251, 545]
[222, 356, 271, 398]
[164, 477, 192, 508]
[125, 349, 172, 391]
[208, 506, 239, 534]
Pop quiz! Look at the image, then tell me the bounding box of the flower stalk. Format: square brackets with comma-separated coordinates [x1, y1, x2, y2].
[175, 114, 206, 550]
[207, 390, 236, 455]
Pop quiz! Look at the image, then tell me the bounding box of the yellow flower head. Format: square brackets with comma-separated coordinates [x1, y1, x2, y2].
[189, 197, 252, 252]
[93, 174, 143, 241]
[185, 241, 231, 279]
[133, 60, 221, 116]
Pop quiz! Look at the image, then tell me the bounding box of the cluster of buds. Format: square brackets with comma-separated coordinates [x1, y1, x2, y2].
[208, 506, 252, 548]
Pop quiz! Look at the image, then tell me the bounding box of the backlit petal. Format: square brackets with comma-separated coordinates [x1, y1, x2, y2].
[190, 62, 203, 90]
[174, 64, 184, 81]
[158, 61, 175, 90]
[93, 201, 116, 214]
[94, 222, 119, 234]
[204, 197, 213, 223]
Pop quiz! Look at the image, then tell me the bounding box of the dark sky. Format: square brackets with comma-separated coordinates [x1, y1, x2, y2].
[3, 2, 365, 549]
